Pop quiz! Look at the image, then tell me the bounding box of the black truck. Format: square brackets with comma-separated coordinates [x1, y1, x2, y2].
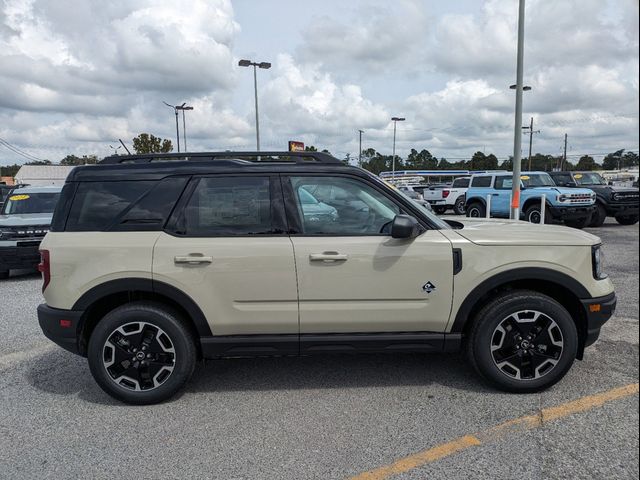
[549, 171, 639, 227]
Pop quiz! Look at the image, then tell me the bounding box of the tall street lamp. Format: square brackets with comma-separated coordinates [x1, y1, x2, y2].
[391, 117, 405, 176]
[163, 101, 181, 152]
[176, 103, 194, 152]
[239, 59, 271, 151]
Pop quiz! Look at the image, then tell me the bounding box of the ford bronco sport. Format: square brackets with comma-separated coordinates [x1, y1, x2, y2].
[465, 171, 596, 228]
[549, 171, 639, 227]
[37, 152, 616, 404]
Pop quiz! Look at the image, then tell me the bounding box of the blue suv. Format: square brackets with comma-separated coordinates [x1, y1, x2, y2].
[465, 171, 596, 228]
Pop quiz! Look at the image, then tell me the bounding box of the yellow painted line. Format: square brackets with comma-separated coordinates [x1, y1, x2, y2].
[350, 383, 639, 480]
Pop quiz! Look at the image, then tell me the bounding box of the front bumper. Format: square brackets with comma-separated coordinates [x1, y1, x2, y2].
[606, 203, 639, 217]
[548, 204, 596, 221]
[0, 242, 41, 272]
[580, 292, 617, 347]
[37, 304, 85, 356]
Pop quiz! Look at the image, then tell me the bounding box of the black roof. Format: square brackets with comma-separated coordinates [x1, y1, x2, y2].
[68, 151, 359, 182]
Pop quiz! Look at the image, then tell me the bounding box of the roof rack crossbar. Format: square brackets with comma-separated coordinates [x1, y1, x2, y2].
[99, 151, 342, 165]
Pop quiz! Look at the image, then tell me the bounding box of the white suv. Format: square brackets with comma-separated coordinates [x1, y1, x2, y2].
[37, 152, 616, 404]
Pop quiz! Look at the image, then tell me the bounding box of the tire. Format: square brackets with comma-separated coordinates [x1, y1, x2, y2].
[524, 204, 550, 224]
[88, 301, 197, 405]
[454, 196, 466, 215]
[564, 217, 589, 229]
[434, 206, 447, 215]
[589, 203, 607, 227]
[466, 290, 578, 393]
[466, 202, 486, 218]
[615, 215, 639, 226]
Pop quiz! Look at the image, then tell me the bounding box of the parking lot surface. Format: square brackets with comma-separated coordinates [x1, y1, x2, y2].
[1, 219, 638, 479]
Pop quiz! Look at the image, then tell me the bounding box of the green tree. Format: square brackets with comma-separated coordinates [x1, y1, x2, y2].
[437, 158, 452, 169]
[60, 154, 99, 166]
[304, 145, 318, 151]
[405, 149, 438, 169]
[575, 155, 597, 171]
[360, 148, 399, 175]
[469, 151, 498, 170]
[132, 133, 173, 154]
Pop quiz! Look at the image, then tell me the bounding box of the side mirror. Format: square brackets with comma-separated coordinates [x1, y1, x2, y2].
[391, 215, 421, 239]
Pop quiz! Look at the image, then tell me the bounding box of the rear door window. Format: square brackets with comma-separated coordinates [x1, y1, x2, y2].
[471, 176, 493, 188]
[177, 176, 274, 236]
[494, 176, 513, 190]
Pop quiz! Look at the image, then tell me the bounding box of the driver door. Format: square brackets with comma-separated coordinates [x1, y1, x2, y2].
[285, 175, 454, 334]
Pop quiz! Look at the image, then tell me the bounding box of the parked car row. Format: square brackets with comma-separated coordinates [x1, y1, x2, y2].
[395, 171, 638, 229]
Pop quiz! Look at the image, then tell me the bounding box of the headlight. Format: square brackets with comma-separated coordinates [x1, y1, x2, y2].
[0, 227, 10, 239]
[592, 244, 607, 280]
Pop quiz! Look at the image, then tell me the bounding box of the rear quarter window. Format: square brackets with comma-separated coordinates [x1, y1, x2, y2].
[64, 178, 187, 231]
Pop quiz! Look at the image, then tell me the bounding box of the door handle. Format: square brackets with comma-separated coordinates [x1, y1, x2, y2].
[491, 193, 500, 196]
[309, 252, 348, 263]
[174, 254, 213, 265]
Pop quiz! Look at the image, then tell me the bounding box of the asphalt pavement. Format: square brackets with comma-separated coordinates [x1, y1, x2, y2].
[0, 218, 638, 479]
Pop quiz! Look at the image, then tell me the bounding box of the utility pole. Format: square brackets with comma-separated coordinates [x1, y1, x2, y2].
[562, 133, 568, 171]
[175, 103, 194, 152]
[163, 102, 181, 153]
[522, 117, 540, 170]
[509, 0, 526, 220]
[239, 59, 271, 151]
[391, 117, 405, 176]
[358, 130, 364, 166]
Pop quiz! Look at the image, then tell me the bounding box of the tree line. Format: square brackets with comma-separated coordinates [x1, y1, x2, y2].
[1, 133, 638, 179]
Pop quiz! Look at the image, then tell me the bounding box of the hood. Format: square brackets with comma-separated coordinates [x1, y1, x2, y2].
[451, 218, 600, 246]
[543, 186, 594, 196]
[0, 213, 53, 226]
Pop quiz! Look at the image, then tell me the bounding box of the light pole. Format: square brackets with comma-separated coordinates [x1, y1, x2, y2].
[391, 117, 405, 176]
[163, 101, 181, 152]
[358, 129, 364, 166]
[239, 59, 271, 151]
[509, 0, 527, 220]
[176, 103, 194, 152]
[109, 145, 121, 155]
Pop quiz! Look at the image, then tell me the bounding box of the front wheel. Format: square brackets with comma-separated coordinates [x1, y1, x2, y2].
[88, 301, 196, 404]
[466, 202, 486, 218]
[524, 204, 550, 224]
[454, 196, 466, 215]
[466, 290, 578, 392]
[589, 204, 607, 227]
[615, 215, 639, 226]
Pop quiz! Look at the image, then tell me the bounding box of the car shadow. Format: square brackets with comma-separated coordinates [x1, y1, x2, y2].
[26, 349, 491, 405]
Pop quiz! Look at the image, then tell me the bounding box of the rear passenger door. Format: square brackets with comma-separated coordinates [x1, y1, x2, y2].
[153, 175, 299, 337]
[492, 176, 514, 216]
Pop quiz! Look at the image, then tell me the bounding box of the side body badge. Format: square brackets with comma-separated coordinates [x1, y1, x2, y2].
[422, 281, 436, 294]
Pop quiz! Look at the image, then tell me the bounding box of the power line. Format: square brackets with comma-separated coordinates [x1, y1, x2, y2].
[0, 137, 46, 162]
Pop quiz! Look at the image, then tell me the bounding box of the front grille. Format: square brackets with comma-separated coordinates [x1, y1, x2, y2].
[565, 193, 595, 204]
[0, 225, 49, 241]
[614, 192, 639, 203]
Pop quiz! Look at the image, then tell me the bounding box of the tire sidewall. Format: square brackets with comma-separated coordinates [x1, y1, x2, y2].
[525, 205, 542, 224]
[466, 203, 485, 218]
[470, 293, 578, 392]
[88, 303, 196, 404]
[454, 197, 466, 215]
[589, 204, 607, 227]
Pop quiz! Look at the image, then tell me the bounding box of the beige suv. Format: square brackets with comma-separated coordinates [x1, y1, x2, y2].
[37, 152, 616, 404]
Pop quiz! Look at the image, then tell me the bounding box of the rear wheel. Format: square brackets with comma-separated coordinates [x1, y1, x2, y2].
[615, 215, 639, 226]
[88, 301, 196, 404]
[466, 202, 486, 218]
[433, 206, 447, 215]
[589, 204, 607, 227]
[454, 196, 466, 215]
[467, 290, 578, 392]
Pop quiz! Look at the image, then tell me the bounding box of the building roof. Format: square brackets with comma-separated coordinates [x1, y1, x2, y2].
[14, 165, 75, 181]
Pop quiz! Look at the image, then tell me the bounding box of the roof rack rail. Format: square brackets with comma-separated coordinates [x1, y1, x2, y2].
[99, 151, 342, 165]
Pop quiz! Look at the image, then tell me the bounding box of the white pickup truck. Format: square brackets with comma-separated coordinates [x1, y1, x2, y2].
[415, 177, 470, 215]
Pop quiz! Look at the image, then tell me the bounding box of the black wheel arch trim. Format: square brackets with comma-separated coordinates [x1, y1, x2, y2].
[72, 277, 213, 337]
[450, 267, 591, 333]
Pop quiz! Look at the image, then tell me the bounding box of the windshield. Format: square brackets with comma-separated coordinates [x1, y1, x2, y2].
[574, 172, 606, 186]
[2, 192, 60, 215]
[521, 173, 556, 187]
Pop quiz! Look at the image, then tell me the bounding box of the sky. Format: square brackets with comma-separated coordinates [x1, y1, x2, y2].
[0, 0, 638, 166]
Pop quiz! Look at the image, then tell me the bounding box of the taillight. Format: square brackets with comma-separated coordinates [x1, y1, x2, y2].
[442, 189, 450, 199]
[38, 249, 50, 292]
